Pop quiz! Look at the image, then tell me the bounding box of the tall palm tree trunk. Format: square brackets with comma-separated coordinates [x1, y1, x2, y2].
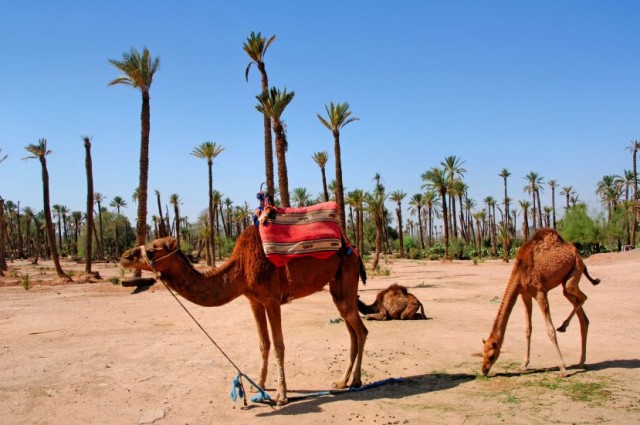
[133, 91, 151, 277]
[441, 192, 449, 259]
[0, 199, 6, 274]
[258, 64, 275, 197]
[274, 123, 290, 207]
[39, 157, 70, 280]
[83, 137, 95, 273]
[396, 207, 405, 258]
[333, 131, 346, 233]
[633, 146, 638, 245]
[207, 162, 216, 267]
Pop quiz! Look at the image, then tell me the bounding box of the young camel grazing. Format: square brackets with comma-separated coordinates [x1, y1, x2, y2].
[482, 228, 600, 377]
[357, 283, 426, 320]
[120, 225, 367, 406]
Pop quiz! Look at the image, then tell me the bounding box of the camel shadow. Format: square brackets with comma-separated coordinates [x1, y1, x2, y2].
[491, 358, 640, 378]
[254, 372, 475, 416]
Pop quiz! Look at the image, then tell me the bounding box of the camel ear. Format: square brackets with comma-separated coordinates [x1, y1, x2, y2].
[482, 338, 486, 344]
[164, 237, 177, 251]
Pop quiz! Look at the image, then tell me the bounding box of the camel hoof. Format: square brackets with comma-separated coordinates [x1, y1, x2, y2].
[556, 325, 567, 333]
[332, 380, 348, 390]
[275, 396, 288, 406]
[350, 380, 362, 388]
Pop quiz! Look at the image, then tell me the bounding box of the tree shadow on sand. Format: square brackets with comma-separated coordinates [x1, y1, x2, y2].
[253, 372, 475, 416]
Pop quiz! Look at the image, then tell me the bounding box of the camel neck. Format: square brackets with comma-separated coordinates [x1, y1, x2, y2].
[159, 254, 245, 307]
[490, 275, 520, 345]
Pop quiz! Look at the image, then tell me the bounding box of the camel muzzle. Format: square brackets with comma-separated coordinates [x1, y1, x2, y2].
[120, 247, 142, 268]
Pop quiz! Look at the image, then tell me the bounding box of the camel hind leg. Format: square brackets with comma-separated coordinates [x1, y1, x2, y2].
[559, 287, 590, 368]
[400, 297, 422, 320]
[329, 275, 368, 389]
[557, 266, 588, 333]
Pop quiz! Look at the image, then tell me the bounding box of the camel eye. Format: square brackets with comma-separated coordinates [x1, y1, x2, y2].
[488, 354, 495, 361]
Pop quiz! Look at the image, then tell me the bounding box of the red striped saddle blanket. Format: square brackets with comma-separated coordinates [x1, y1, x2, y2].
[258, 201, 343, 267]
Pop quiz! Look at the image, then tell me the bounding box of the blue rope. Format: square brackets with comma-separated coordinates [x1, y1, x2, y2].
[248, 377, 405, 404]
[230, 372, 272, 404]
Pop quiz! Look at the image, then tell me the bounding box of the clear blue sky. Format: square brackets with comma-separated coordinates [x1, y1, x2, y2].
[1, 1, 638, 226]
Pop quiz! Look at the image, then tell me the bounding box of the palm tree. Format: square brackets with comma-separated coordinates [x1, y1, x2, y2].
[222, 197, 233, 238]
[619, 170, 635, 245]
[560, 186, 575, 210]
[366, 185, 387, 270]
[519, 200, 531, 240]
[422, 167, 450, 259]
[408, 193, 425, 250]
[94, 192, 106, 259]
[0, 198, 6, 275]
[108, 46, 160, 262]
[131, 187, 139, 205]
[347, 189, 365, 254]
[81, 136, 95, 273]
[212, 190, 223, 259]
[110, 196, 127, 258]
[424, 191, 440, 248]
[484, 196, 497, 256]
[256, 87, 295, 207]
[547, 179, 558, 229]
[596, 175, 621, 223]
[626, 140, 640, 245]
[154, 190, 167, 237]
[473, 210, 486, 259]
[169, 194, 182, 246]
[292, 187, 312, 207]
[523, 172, 544, 230]
[52, 204, 63, 250]
[317, 102, 359, 233]
[70, 210, 82, 256]
[192, 141, 224, 267]
[244, 31, 277, 196]
[389, 190, 407, 258]
[23, 139, 70, 281]
[499, 168, 511, 230]
[441, 155, 466, 239]
[312, 151, 330, 202]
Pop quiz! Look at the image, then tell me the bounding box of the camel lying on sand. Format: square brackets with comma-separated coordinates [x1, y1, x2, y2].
[358, 283, 426, 320]
[120, 225, 368, 406]
[482, 228, 600, 377]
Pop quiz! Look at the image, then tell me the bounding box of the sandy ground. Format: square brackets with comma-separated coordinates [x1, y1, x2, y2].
[1, 250, 639, 425]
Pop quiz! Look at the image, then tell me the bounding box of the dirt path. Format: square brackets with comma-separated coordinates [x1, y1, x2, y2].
[1, 251, 639, 424]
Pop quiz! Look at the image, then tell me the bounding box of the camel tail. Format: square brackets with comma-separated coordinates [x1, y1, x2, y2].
[357, 297, 375, 315]
[583, 266, 600, 286]
[418, 301, 427, 320]
[359, 256, 367, 285]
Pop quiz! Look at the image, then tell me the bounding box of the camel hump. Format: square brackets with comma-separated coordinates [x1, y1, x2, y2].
[388, 283, 409, 295]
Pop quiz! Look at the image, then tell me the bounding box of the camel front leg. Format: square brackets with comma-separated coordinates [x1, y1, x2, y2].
[535, 293, 567, 376]
[264, 302, 288, 405]
[521, 293, 533, 370]
[249, 299, 270, 391]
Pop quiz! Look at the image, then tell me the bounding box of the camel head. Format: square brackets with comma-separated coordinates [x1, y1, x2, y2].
[120, 237, 180, 272]
[481, 337, 500, 376]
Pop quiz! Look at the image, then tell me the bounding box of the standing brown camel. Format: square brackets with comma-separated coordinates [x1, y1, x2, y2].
[481, 228, 600, 377]
[120, 225, 367, 405]
[358, 284, 426, 320]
